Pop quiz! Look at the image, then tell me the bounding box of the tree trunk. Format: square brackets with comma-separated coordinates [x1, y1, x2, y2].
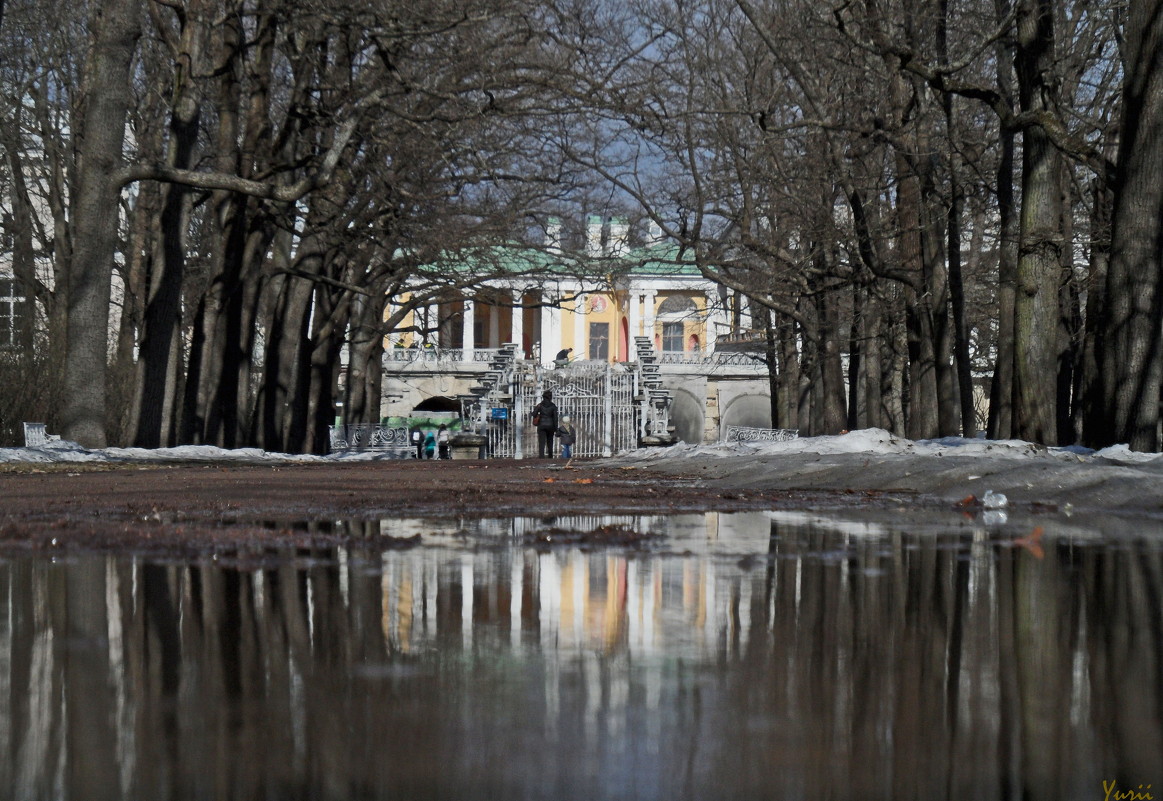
[1079, 174, 1113, 445]
[762, 307, 782, 430]
[255, 236, 313, 452]
[882, 297, 908, 435]
[346, 291, 387, 427]
[186, 5, 277, 448]
[988, 0, 1019, 441]
[1012, 0, 1064, 445]
[112, 175, 158, 419]
[61, 0, 141, 447]
[306, 284, 350, 454]
[779, 314, 801, 431]
[2, 128, 40, 352]
[133, 2, 210, 447]
[133, 107, 200, 447]
[816, 289, 847, 435]
[905, 283, 940, 439]
[847, 285, 863, 431]
[896, 158, 941, 439]
[939, 0, 976, 438]
[920, 175, 960, 437]
[1056, 183, 1082, 445]
[1096, 0, 1163, 450]
[860, 290, 886, 430]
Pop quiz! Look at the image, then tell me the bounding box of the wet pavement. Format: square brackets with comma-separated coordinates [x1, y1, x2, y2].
[2, 508, 1160, 799]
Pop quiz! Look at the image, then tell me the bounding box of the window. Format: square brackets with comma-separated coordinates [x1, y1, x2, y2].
[0, 278, 27, 349]
[588, 322, 609, 360]
[662, 321, 684, 352]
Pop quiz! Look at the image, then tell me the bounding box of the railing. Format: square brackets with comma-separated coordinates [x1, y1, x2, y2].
[384, 347, 509, 365]
[723, 425, 799, 443]
[657, 351, 767, 367]
[329, 424, 415, 456]
[384, 346, 763, 369]
[22, 422, 57, 447]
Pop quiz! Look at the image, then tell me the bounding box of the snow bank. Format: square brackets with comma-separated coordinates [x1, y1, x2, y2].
[3, 427, 1162, 466]
[2, 439, 344, 464]
[626, 427, 1163, 464]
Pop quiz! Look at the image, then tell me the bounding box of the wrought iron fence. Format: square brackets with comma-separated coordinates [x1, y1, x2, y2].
[329, 424, 414, 456]
[723, 425, 799, 443]
[461, 350, 671, 459]
[384, 347, 508, 365]
[657, 351, 766, 367]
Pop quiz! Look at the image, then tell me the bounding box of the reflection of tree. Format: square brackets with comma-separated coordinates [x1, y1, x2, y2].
[3, 525, 1163, 797]
[1081, 544, 1163, 783]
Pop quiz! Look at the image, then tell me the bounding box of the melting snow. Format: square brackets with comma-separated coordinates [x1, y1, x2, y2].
[2, 426, 1161, 466]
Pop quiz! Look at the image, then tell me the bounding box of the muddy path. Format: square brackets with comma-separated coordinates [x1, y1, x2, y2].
[5, 445, 1160, 557]
[0, 458, 904, 557]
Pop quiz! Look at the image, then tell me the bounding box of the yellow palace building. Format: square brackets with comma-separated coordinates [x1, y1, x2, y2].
[390, 215, 733, 367]
[378, 216, 770, 444]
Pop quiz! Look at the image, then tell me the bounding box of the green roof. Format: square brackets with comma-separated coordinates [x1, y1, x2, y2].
[422, 239, 703, 281]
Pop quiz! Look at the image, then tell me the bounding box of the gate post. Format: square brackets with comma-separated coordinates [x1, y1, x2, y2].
[513, 375, 524, 460]
[603, 365, 614, 457]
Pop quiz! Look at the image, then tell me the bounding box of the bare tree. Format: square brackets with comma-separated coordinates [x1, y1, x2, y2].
[1095, 0, 1163, 451]
[60, 0, 142, 448]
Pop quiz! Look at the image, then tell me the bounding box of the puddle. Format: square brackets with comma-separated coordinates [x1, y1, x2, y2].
[1, 510, 1161, 799]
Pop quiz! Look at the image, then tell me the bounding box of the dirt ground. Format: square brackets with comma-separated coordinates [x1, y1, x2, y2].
[2, 446, 1162, 556]
[0, 456, 902, 556]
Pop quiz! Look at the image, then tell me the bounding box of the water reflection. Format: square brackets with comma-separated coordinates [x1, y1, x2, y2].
[1, 512, 1161, 799]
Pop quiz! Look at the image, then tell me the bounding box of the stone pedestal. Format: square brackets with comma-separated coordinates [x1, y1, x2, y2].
[450, 433, 488, 460]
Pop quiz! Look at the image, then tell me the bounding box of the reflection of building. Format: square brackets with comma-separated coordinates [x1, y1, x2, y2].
[372, 514, 760, 658]
[381, 217, 774, 443]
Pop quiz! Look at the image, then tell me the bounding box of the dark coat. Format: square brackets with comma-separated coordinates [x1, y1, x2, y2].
[534, 399, 558, 430]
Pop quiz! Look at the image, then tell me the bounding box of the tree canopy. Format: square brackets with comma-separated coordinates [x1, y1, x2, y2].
[1, 0, 1160, 451]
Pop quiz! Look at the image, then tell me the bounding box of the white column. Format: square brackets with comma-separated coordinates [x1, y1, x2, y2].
[643, 290, 657, 347]
[418, 303, 433, 350]
[386, 300, 397, 351]
[461, 298, 475, 361]
[511, 290, 525, 356]
[574, 293, 586, 359]
[541, 292, 563, 366]
[628, 290, 641, 357]
[548, 305, 563, 363]
[540, 298, 553, 365]
[704, 290, 723, 353]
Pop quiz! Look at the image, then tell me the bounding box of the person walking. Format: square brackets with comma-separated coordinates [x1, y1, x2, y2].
[410, 425, 424, 459]
[557, 415, 577, 459]
[437, 424, 451, 459]
[533, 390, 559, 458]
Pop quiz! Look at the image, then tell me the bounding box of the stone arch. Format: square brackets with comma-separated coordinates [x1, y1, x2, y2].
[719, 393, 772, 435]
[668, 386, 705, 444]
[413, 396, 459, 413]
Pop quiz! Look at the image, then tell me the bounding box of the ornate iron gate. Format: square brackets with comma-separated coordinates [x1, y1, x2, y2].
[459, 343, 671, 459]
[525, 363, 637, 458]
